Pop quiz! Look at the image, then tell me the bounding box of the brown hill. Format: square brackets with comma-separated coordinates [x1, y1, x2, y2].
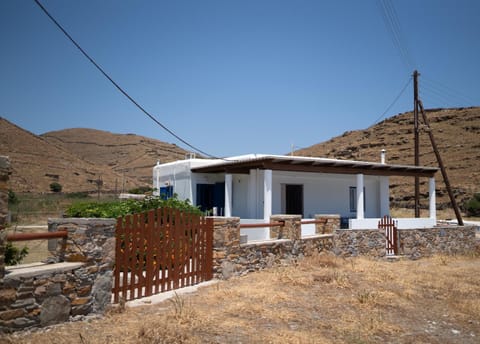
[0, 118, 140, 193]
[295, 107, 480, 212]
[41, 128, 188, 186]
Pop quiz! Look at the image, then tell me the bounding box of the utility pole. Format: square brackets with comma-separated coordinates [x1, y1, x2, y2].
[418, 101, 464, 226]
[413, 70, 420, 217]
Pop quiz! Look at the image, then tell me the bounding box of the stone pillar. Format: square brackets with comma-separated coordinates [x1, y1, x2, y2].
[212, 217, 240, 279]
[0, 156, 11, 280]
[379, 176, 390, 217]
[356, 174, 364, 219]
[263, 169, 273, 221]
[270, 215, 301, 240]
[48, 218, 116, 313]
[314, 214, 340, 234]
[429, 177, 436, 221]
[224, 174, 233, 217]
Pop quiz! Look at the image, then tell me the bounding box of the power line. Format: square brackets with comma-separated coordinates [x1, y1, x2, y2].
[377, 0, 415, 71]
[33, 0, 218, 159]
[422, 76, 477, 106]
[371, 76, 412, 125]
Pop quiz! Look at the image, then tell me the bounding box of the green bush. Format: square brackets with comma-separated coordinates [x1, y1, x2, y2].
[66, 191, 90, 199]
[64, 195, 201, 218]
[128, 186, 154, 195]
[8, 189, 19, 206]
[5, 242, 29, 265]
[465, 193, 480, 217]
[50, 182, 63, 193]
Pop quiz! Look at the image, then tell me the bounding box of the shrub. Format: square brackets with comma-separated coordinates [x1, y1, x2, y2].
[8, 189, 19, 206]
[5, 242, 29, 265]
[50, 182, 63, 193]
[465, 193, 480, 217]
[128, 186, 154, 195]
[64, 195, 201, 218]
[66, 191, 90, 199]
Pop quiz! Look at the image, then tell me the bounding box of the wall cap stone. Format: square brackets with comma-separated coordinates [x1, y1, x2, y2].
[4, 262, 85, 279]
[240, 238, 291, 247]
[48, 218, 117, 225]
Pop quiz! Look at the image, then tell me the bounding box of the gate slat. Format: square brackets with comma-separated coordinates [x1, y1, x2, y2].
[145, 210, 155, 297]
[113, 207, 214, 303]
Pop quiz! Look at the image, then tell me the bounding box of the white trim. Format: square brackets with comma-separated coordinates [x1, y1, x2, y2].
[356, 174, 364, 219]
[263, 169, 272, 221]
[429, 177, 436, 221]
[225, 174, 232, 217]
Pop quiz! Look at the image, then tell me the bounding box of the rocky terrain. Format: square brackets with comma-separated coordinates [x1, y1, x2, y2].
[295, 107, 480, 210]
[0, 118, 185, 193]
[1, 106, 479, 211]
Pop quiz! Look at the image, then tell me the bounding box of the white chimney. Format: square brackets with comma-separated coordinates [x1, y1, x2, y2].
[380, 149, 386, 164]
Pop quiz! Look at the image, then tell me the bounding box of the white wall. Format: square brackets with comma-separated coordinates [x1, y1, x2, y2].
[232, 174, 250, 218]
[155, 163, 385, 220]
[270, 171, 381, 219]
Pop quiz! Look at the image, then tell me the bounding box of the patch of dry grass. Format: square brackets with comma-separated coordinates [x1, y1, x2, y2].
[4, 253, 480, 344]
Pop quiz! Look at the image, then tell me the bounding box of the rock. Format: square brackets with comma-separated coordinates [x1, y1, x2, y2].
[39, 295, 70, 326]
[92, 271, 113, 312]
[220, 261, 236, 279]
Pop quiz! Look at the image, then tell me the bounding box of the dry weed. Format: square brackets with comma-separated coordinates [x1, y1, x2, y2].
[5, 254, 480, 344]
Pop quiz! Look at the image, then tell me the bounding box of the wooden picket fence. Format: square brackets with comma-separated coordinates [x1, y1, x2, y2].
[112, 207, 213, 303]
[378, 215, 399, 256]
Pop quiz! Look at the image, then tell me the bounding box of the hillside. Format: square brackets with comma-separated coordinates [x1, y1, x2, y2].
[0, 118, 140, 193]
[295, 107, 480, 211]
[42, 128, 188, 186]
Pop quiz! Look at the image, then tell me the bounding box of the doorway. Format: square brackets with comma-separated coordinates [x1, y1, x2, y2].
[285, 184, 303, 216]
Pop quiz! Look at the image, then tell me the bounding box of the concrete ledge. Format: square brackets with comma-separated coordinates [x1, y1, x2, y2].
[5, 262, 85, 279]
[240, 238, 291, 247]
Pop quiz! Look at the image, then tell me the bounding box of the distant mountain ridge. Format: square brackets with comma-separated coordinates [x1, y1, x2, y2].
[0, 118, 187, 193]
[42, 128, 188, 186]
[294, 106, 480, 210]
[1, 107, 479, 213]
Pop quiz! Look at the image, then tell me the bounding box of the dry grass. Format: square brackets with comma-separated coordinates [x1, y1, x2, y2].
[3, 253, 480, 344]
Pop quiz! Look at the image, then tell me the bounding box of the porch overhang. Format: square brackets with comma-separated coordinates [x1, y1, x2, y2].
[191, 155, 438, 178]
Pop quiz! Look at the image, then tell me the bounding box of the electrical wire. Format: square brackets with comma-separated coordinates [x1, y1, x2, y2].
[377, 0, 415, 72]
[33, 0, 219, 159]
[422, 76, 477, 106]
[371, 77, 412, 125]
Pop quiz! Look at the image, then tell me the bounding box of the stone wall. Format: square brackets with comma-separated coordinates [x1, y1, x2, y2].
[213, 215, 335, 279]
[334, 226, 477, 258]
[0, 218, 116, 333]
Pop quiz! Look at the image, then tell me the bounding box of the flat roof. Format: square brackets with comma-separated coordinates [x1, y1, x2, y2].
[191, 154, 438, 178]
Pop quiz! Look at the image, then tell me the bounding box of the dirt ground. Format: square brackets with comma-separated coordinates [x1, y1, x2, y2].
[3, 252, 480, 344]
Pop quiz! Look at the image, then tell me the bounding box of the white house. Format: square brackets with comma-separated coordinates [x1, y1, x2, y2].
[153, 153, 439, 230]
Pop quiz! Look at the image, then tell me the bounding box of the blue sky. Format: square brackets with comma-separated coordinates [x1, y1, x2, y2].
[1, 0, 479, 158]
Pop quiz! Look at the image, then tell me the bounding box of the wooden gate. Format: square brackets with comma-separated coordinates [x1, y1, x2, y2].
[378, 215, 398, 256]
[112, 207, 213, 303]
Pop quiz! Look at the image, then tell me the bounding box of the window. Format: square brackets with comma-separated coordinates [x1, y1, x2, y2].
[349, 187, 365, 212]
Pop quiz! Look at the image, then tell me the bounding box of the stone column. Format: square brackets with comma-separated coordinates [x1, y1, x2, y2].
[212, 217, 240, 279]
[270, 215, 301, 240]
[314, 214, 340, 234]
[48, 218, 116, 313]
